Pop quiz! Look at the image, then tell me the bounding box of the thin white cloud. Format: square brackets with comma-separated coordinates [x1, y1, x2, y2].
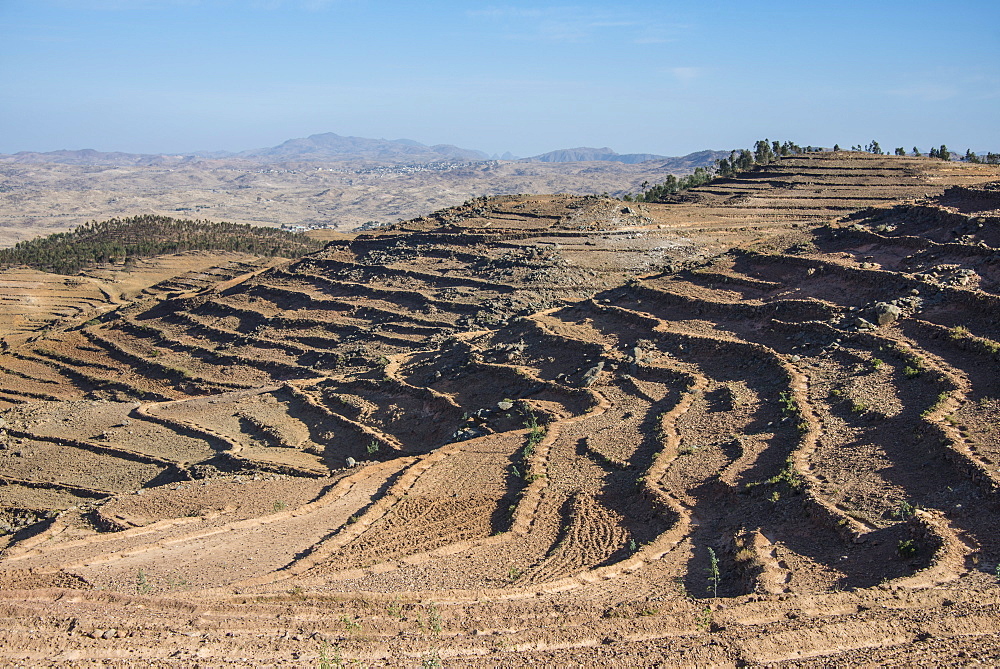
[467, 7, 547, 19]
[467, 5, 678, 44]
[48, 0, 201, 8]
[48, 0, 341, 8]
[888, 84, 958, 102]
[669, 67, 701, 83]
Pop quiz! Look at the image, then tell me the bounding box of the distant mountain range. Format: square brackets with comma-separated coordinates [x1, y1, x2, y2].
[522, 147, 668, 164]
[232, 132, 490, 163]
[0, 132, 726, 168]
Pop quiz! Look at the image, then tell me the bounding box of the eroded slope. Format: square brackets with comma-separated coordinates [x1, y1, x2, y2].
[1, 153, 999, 665]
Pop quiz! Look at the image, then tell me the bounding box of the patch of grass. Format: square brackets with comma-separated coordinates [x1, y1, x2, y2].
[695, 605, 713, 632]
[921, 391, 951, 418]
[903, 365, 922, 379]
[948, 325, 970, 340]
[136, 568, 152, 595]
[318, 641, 341, 669]
[427, 604, 443, 635]
[775, 463, 804, 492]
[165, 575, 188, 589]
[746, 458, 805, 495]
[273, 500, 287, 512]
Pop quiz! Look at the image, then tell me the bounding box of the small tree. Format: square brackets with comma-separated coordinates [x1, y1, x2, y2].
[754, 139, 775, 165]
[912, 146, 921, 156]
[833, 144, 841, 151]
[939, 144, 950, 161]
[705, 547, 720, 598]
[894, 147, 906, 156]
[929, 147, 939, 158]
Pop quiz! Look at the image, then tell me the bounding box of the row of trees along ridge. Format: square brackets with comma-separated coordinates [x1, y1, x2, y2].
[0, 215, 324, 275]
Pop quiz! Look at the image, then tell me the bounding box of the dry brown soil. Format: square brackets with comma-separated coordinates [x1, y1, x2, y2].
[0, 152, 999, 665]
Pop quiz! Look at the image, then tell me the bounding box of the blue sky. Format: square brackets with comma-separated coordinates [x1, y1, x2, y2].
[2, 0, 998, 156]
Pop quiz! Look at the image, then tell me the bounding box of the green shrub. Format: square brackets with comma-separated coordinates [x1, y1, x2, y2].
[897, 539, 918, 557]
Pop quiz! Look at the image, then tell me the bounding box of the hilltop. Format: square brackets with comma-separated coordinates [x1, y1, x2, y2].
[0, 152, 998, 664]
[0, 215, 322, 275]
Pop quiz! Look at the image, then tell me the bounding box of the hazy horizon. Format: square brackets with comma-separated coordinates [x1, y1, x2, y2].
[2, 0, 998, 158]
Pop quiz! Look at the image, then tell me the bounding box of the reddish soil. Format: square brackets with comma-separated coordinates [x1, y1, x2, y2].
[0, 152, 999, 665]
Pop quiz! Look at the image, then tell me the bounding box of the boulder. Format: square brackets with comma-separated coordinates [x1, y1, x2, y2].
[580, 362, 605, 387]
[874, 302, 902, 326]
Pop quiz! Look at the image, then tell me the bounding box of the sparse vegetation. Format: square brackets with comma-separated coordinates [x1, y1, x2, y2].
[695, 605, 713, 632]
[136, 568, 152, 594]
[706, 547, 720, 598]
[0, 150, 997, 663]
[897, 539, 918, 558]
[318, 641, 341, 669]
[893, 500, 915, 520]
[779, 391, 797, 414]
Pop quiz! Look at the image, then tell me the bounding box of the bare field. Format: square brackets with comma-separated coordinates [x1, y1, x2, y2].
[1, 153, 1000, 665]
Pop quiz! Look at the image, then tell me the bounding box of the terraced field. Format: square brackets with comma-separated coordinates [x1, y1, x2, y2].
[1, 152, 999, 665]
